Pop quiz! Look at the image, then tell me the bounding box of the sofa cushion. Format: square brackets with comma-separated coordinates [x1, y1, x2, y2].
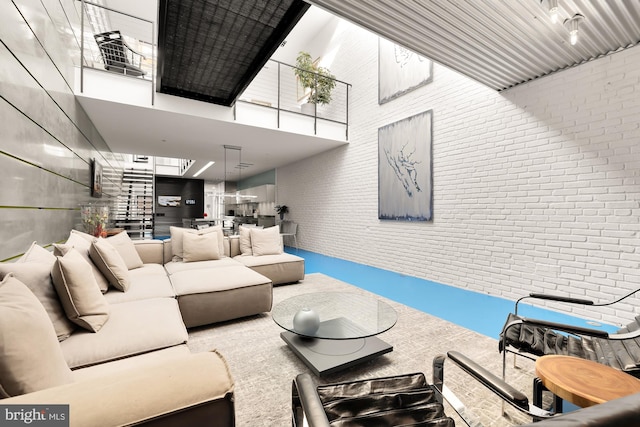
[89, 238, 131, 291]
[54, 234, 109, 293]
[170, 226, 224, 260]
[17, 241, 55, 263]
[170, 265, 271, 296]
[164, 257, 242, 275]
[233, 253, 305, 285]
[70, 229, 96, 242]
[60, 298, 188, 369]
[104, 264, 176, 305]
[250, 226, 283, 256]
[51, 248, 110, 332]
[0, 244, 76, 341]
[238, 226, 253, 255]
[71, 345, 191, 382]
[0, 274, 74, 397]
[171, 265, 272, 327]
[183, 231, 221, 262]
[106, 232, 144, 270]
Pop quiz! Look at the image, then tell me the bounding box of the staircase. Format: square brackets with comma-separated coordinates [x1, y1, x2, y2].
[113, 168, 154, 239]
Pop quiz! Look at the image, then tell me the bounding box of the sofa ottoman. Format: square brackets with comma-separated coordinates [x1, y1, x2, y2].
[170, 265, 273, 327]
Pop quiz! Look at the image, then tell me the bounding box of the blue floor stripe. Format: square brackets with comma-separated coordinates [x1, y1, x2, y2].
[289, 248, 619, 339]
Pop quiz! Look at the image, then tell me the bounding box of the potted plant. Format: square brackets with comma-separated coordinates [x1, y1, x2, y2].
[275, 205, 289, 220]
[294, 51, 336, 115]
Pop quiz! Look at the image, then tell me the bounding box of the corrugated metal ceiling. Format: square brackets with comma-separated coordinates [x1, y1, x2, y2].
[308, 0, 640, 91]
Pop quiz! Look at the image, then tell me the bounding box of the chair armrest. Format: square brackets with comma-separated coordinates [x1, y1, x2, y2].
[515, 293, 594, 314]
[292, 374, 331, 427]
[121, 38, 146, 58]
[528, 293, 594, 305]
[447, 351, 529, 410]
[4, 351, 234, 427]
[521, 392, 640, 426]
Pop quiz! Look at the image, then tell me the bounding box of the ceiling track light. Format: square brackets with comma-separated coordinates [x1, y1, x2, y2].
[540, 0, 560, 24]
[548, 0, 559, 23]
[564, 14, 585, 46]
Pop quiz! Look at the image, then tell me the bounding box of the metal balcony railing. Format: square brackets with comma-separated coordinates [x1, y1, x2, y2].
[77, 2, 350, 139]
[238, 59, 351, 139]
[79, 0, 155, 102]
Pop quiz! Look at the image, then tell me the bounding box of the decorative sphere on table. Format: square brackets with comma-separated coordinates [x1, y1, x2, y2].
[293, 308, 320, 335]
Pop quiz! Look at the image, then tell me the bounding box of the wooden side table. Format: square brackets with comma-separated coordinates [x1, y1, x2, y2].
[535, 355, 640, 408]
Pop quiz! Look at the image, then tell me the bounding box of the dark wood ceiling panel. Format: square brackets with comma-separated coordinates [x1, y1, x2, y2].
[157, 0, 310, 106]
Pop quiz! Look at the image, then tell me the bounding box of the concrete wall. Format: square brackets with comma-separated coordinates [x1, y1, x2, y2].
[277, 20, 640, 324]
[0, 0, 123, 261]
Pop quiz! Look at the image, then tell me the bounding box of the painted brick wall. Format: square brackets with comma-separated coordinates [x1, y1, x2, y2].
[277, 20, 640, 325]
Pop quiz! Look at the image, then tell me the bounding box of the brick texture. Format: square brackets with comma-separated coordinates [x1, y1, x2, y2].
[277, 21, 640, 324]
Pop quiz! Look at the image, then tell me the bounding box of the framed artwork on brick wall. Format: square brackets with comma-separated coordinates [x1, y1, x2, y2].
[378, 38, 433, 104]
[378, 110, 433, 221]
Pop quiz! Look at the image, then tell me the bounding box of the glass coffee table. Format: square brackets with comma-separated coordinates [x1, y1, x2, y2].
[272, 292, 397, 376]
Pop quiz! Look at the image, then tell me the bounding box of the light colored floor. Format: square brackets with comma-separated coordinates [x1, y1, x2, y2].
[188, 273, 540, 426]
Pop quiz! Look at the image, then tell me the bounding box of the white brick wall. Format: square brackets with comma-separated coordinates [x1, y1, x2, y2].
[277, 20, 640, 324]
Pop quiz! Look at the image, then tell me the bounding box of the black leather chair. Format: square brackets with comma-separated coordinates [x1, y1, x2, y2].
[499, 289, 640, 380]
[292, 351, 640, 426]
[94, 30, 146, 77]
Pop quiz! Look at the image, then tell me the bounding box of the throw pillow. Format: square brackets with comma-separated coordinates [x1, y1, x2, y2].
[106, 231, 144, 270]
[51, 248, 110, 332]
[17, 241, 54, 263]
[70, 229, 95, 242]
[54, 232, 109, 293]
[0, 245, 76, 341]
[0, 274, 74, 397]
[250, 226, 283, 256]
[170, 225, 224, 259]
[239, 226, 253, 255]
[89, 238, 131, 292]
[183, 231, 221, 262]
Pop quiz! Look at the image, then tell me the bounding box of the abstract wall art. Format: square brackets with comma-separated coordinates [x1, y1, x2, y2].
[378, 38, 433, 104]
[378, 110, 433, 221]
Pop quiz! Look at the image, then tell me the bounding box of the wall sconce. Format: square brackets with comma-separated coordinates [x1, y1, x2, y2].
[564, 14, 585, 45]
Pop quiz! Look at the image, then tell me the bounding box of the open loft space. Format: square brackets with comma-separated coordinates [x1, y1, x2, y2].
[2, 0, 640, 426]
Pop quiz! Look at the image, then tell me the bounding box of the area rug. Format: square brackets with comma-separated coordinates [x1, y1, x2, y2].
[187, 273, 537, 426]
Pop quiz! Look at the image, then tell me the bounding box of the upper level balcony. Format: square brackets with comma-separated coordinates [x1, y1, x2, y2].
[75, 1, 350, 182]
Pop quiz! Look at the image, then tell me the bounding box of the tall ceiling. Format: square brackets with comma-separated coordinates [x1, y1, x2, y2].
[157, 0, 310, 106]
[84, 0, 640, 183]
[308, 0, 640, 91]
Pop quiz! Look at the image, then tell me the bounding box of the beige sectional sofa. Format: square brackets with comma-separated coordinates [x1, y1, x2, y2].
[0, 225, 305, 426]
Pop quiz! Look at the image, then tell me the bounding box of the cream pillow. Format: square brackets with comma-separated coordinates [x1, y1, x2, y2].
[250, 226, 283, 256]
[106, 231, 143, 270]
[170, 225, 224, 259]
[69, 229, 96, 242]
[51, 249, 110, 332]
[183, 231, 221, 262]
[89, 238, 131, 291]
[239, 226, 253, 255]
[55, 232, 109, 293]
[0, 274, 74, 397]
[17, 241, 54, 263]
[0, 244, 76, 341]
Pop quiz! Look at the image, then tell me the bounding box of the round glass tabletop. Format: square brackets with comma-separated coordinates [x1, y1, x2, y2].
[272, 292, 398, 339]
